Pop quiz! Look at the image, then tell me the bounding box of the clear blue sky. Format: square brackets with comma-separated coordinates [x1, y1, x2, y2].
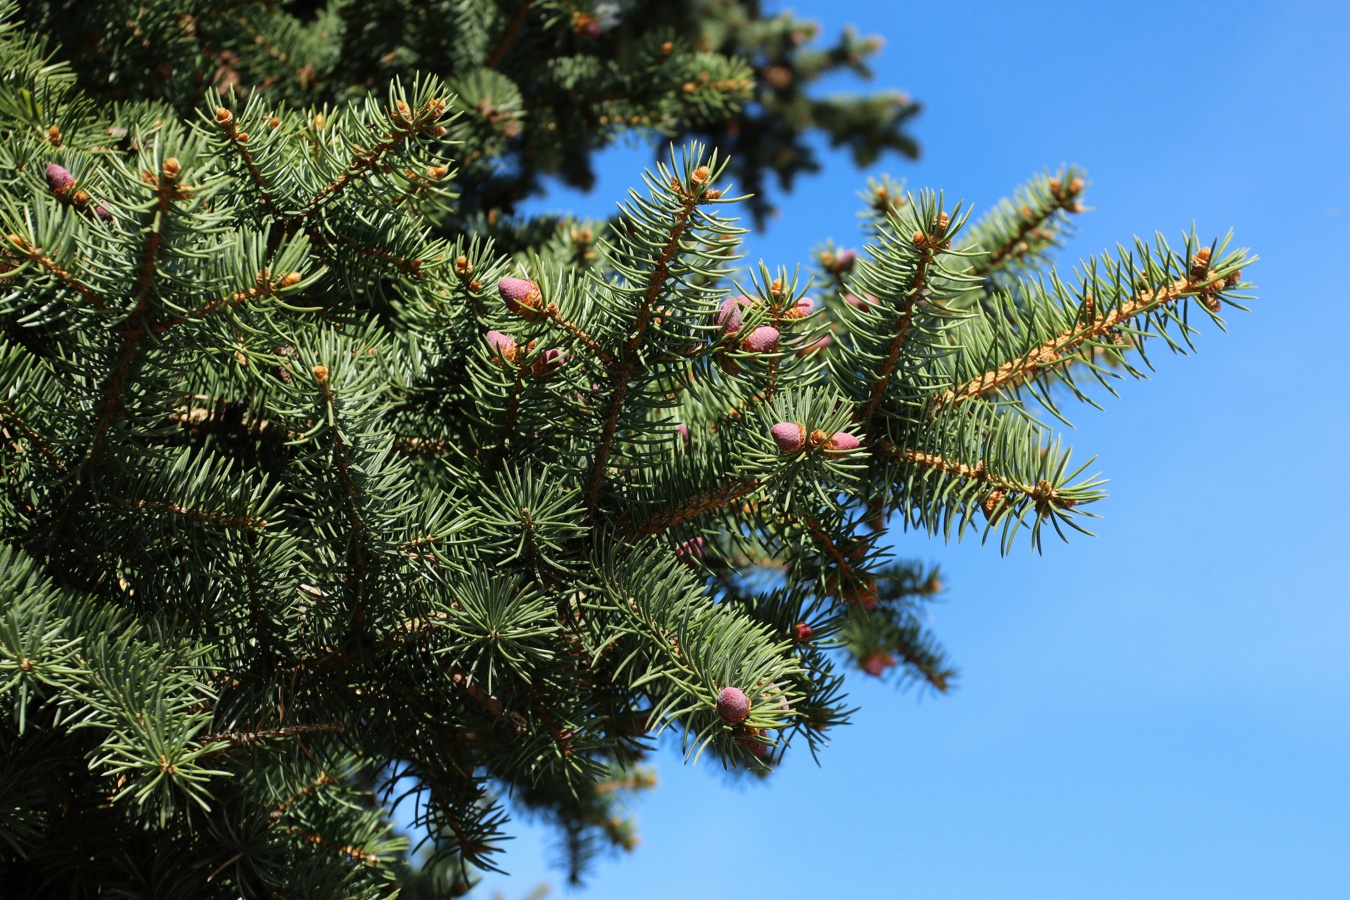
[466, 1, 1350, 896]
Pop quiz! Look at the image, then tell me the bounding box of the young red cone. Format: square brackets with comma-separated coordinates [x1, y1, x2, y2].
[498, 277, 543, 318]
[741, 325, 779, 353]
[771, 421, 806, 454]
[716, 687, 750, 724]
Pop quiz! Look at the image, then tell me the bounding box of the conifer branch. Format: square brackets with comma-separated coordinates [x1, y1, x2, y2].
[302, 97, 447, 216]
[0, 400, 66, 468]
[879, 439, 1078, 515]
[622, 476, 761, 540]
[858, 229, 942, 431]
[285, 828, 383, 865]
[540, 303, 614, 363]
[201, 722, 345, 752]
[448, 667, 528, 734]
[314, 373, 373, 597]
[110, 495, 269, 528]
[3, 234, 106, 309]
[933, 271, 1229, 408]
[585, 187, 700, 516]
[486, 0, 532, 70]
[214, 108, 282, 219]
[967, 177, 1084, 278]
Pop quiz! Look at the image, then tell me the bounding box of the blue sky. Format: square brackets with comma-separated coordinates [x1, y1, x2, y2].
[467, 1, 1350, 896]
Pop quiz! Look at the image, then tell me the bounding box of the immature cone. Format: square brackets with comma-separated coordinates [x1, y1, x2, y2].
[715, 296, 743, 335]
[740, 326, 779, 353]
[716, 687, 750, 724]
[861, 651, 896, 677]
[844, 293, 877, 310]
[45, 163, 74, 195]
[675, 423, 691, 448]
[486, 330, 518, 365]
[791, 622, 813, 642]
[784, 296, 815, 319]
[738, 727, 769, 758]
[797, 334, 832, 357]
[531, 348, 568, 379]
[835, 249, 857, 272]
[675, 536, 706, 564]
[497, 277, 543, 318]
[825, 432, 860, 452]
[771, 422, 807, 454]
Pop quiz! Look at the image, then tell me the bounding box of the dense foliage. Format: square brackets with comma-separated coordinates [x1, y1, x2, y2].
[0, 0, 1253, 895]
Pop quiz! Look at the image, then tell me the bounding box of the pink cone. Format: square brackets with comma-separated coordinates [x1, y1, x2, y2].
[844, 293, 877, 310]
[531, 348, 568, 379]
[836, 249, 857, 271]
[825, 432, 860, 452]
[486, 330, 517, 364]
[771, 422, 806, 454]
[716, 687, 750, 724]
[797, 334, 832, 357]
[861, 651, 896, 677]
[498, 277, 542, 316]
[676, 536, 706, 564]
[791, 622, 813, 642]
[740, 326, 779, 353]
[715, 296, 743, 335]
[45, 163, 74, 195]
[785, 296, 814, 319]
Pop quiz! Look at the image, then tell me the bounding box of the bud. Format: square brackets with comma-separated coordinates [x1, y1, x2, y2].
[454, 255, 472, 276]
[981, 490, 1007, 522]
[691, 165, 710, 185]
[1048, 177, 1062, 195]
[861, 651, 896, 677]
[46, 124, 61, 145]
[267, 117, 281, 130]
[784, 296, 814, 319]
[716, 687, 750, 724]
[1189, 247, 1213, 281]
[771, 422, 807, 454]
[531, 347, 568, 379]
[738, 726, 770, 758]
[675, 536, 706, 564]
[933, 211, 950, 234]
[215, 107, 232, 124]
[485, 330, 518, 365]
[835, 248, 857, 272]
[740, 326, 779, 353]
[161, 157, 181, 179]
[426, 164, 450, 180]
[705, 189, 723, 200]
[236, 132, 249, 143]
[45, 163, 75, 196]
[280, 271, 302, 287]
[715, 296, 743, 335]
[497, 277, 543, 318]
[791, 622, 813, 642]
[1068, 177, 1084, 195]
[825, 432, 860, 453]
[312, 365, 329, 382]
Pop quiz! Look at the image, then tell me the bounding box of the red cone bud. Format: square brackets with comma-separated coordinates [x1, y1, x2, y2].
[715, 296, 743, 334]
[498, 277, 542, 318]
[45, 164, 75, 195]
[531, 348, 568, 379]
[675, 423, 691, 448]
[791, 622, 813, 642]
[785, 296, 814, 319]
[835, 249, 857, 271]
[771, 421, 807, 454]
[861, 651, 896, 677]
[716, 687, 750, 724]
[740, 326, 779, 353]
[676, 536, 706, 564]
[825, 432, 860, 452]
[486, 330, 518, 364]
[738, 727, 770, 758]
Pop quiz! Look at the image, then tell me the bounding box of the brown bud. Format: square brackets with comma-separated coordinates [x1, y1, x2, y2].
[911, 230, 928, 249]
[312, 113, 325, 130]
[705, 189, 722, 200]
[312, 365, 329, 382]
[691, 166, 710, 185]
[236, 132, 249, 143]
[215, 107, 232, 124]
[162, 157, 180, 178]
[1068, 177, 1084, 195]
[267, 117, 281, 130]
[455, 255, 472, 276]
[426, 164, 449, 180]
[1048, 177, 1062, 195]
[981, 490, 1007, 522]
[661, 40, 673, 55]
[428, 126, 446, 137]
[1189, 247, 1212, 281]
[281, 271, 302, 287]
[808, 428, 829, 448]
[46, 124, 61, 146]
[1224, 269, 1241, 288]
[72, 189, 90, 206]
[933, 211, 949, 234]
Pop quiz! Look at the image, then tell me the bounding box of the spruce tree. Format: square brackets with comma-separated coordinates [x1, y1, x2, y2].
[0, 0, 1254, 894]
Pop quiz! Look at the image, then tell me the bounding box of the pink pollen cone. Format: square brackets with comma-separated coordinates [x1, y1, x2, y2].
[797, 334, 831, 357]
[771, 421, 806, 454]
[792, 622, 813, 642]
[485, 330, 517, 364]
[716, 687, 750, 724]
[785, 296, 814, 319]
[675, 536, 706, 564]
[531, 348, 568, 379]
[45, 163, 74, 195]
[861, 651, 896, 677]
[825, 432, 860, 452]
[836, 249, 857, 271]
[715, 296, 743, 334]
[740, 325, 779, 353]
[498, 277, 542, 316]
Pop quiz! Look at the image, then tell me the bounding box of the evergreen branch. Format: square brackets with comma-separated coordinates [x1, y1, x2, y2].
[486, 0, 532, 70]
[214, 108, 282, 219]
[879, 439, 1077, 516]
[314, 372, 372, 597]
[968, 176, 1084, 278]
[200, 721, 345, 752]
[109, 494, 269, 528]
[858, 226, 943, 432]
[0, 400, 66, 469]
[154, 271, 290, 334]
[622, 476, 761, 540]
[302, 96, 447, 216]
[584, 185, 701, 516]
[540, 303, 614, 363]
[3, 234, 106, 309]
[270, 772, 337, 819]
[933, 270, 1228, 408]
[285, 828, 383, 865]
[448, 667, 528, 734]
